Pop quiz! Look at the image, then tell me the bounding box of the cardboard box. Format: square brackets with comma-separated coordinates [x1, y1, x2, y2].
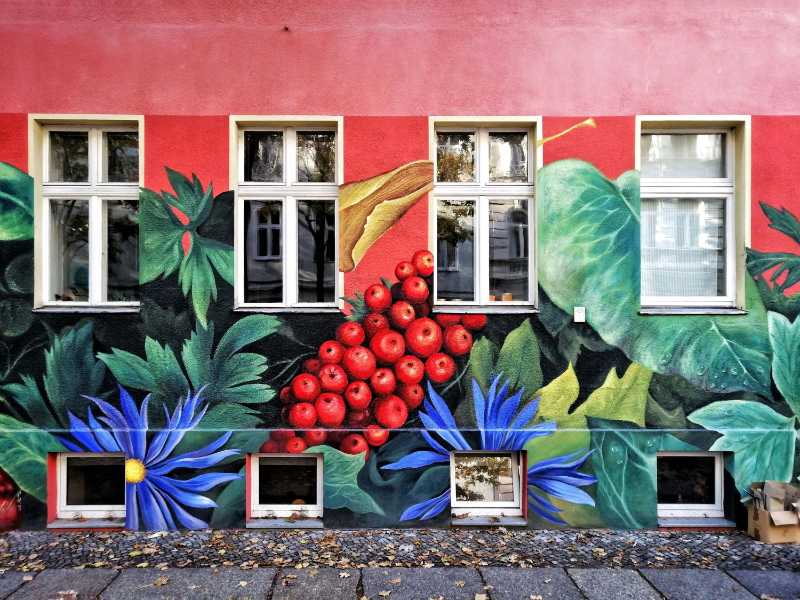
[747, 481, 800, 544]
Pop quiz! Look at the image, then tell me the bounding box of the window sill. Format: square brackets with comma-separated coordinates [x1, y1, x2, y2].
[48, 518, 125, 530]
[657, 516, 735, 529]
[639, 307, 747, 316]
[450, 515, 527, 527]
[246, 517, 323, 529]
[233, 306, 342, 314]
[434, 306, 539, 315]
[33, 305, 140, 314]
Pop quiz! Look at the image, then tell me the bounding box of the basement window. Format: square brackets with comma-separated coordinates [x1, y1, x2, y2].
[450, 452, 523, 519]
[657, 452, 724, 518]
[56, 453, 125, 521]
[248, 454, 323, 524]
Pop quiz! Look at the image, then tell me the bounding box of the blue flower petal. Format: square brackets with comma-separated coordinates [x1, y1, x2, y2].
[418, 411, 470, 451]
[66, 411, 103, 452]
[149, 475, 218, 509]
[496, 388, 524, 430]
[86, 409, 121, 452]
[147, 483, 177, 530]
[156, 486, 210, 530]
[528, 492, 567, 525]
[119, 385, 146, 459]
[399, 488, 450, 521]
[382, 450, 449, 471]
[472, 378, 486, 446]
[420, 430, 450, 455]
[154, 472, 241, 493]
[148, 449, 239, 475]
[531, 479, 595, 506]
[138, 480, 171, 531]
[125, 482, 139, 530]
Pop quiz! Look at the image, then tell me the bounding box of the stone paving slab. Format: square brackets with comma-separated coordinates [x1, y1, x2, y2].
[0, 572, 26, 600]
[640, 568, 755, 600]
[480, 567, 583, 600]
[9, 568, 118, 600]
[728, 569, 800, 600]
[361, 567, 484, 600]
[568, 568, 661, 600]
[99, 567, 275, 600]
[271, 568, 359, 600]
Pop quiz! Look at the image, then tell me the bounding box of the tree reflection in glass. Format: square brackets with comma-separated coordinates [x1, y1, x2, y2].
[489, 132, 528, 182]
[454, 454, 515, 503]
[437, 132, 475, 182]
[297, 200, 335, 303]
[50, 199, 89, 301]
[244, 132, 284, 182]
[105, 132, 139, 182]
[436, 199, 474, 301]
[49, 132, 89, 183]
[297, 132, 336, 183]
[106, 200, 139, 301]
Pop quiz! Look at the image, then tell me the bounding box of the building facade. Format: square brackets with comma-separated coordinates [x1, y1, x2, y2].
[0, 0, 798, 530]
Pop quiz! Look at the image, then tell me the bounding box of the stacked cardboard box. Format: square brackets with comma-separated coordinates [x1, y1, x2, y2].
[747, 481, 800, 544]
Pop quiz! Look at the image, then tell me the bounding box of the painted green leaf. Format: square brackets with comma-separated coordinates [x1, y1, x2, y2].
[209, 467, 245, 528]
[0, 163, 33, 241]
[538, 159, 772, 396]
[306, 445, 385, 515]
[688, 400, 797, 495]
[455, 335, 498, 427]
[588, 417, 659, 529]
[767, 311, 800, 418]
[494, 319, 542, 399]
[0, 415, 65, 501]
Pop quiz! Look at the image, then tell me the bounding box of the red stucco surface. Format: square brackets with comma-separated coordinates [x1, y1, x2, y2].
[543, 117, 635, 180]
[0, 114, 27, 172]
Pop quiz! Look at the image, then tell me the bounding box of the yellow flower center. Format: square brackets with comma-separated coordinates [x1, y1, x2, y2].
[125, 458, 147, 484]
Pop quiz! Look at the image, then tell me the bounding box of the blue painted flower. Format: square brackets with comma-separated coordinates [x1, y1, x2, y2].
[382, 376, 597, 524]
[61, 386, 240, 530]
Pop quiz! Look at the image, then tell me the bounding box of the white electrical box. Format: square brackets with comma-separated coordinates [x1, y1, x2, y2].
[573, 306, 586, 323]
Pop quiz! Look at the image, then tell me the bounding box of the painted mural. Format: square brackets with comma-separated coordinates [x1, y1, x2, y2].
[0, 140, 798, 530]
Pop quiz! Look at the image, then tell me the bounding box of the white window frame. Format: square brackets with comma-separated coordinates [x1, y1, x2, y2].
[232, 117, 343, 310]
[31, 117, 143, 310]
[450, 451, 523, 517]
[56, 452, 126, 520]
[656, 451, 724, 518]
[249, 453, 324, 519]
[637, 116, 751, 310]
[429, 118, 541, 312]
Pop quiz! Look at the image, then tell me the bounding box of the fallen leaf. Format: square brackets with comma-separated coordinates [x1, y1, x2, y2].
[379, 591, 392, 598]
[153, 575, 169, 587]
[339, 572, 351, 578]
[475, 595, 488, 600]
[455, 580, 465, 587]
[238, 581, 248, 587]
[389, 577, 401, 584]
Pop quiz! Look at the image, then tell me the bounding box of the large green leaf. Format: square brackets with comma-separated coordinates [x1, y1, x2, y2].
[538, 159, 772, 396]
[494, 319, 542, 398]
[306, 445, 385, 515]
[0, 163, 33, 241]
[767, 311, 800, 418]
[209, 467, 246, 528]
[588, 418, 659, 529]
[0, 415, 65, 501]
[688, 400, 797, 495]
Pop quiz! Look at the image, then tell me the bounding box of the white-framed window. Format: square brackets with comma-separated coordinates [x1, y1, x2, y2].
[430, 118, 540, 310]
[233, 118, 342, 309]
[450, 451, 523, 517]
[638, 117, 750, 309]
[36, 122, 141, 308]
[656, 451, 724, 518]
[56, 453, 126, 520]
[249, 453, 324, 519]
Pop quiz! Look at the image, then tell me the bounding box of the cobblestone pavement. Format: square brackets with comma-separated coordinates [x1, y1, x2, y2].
[0, 528, 798, 573]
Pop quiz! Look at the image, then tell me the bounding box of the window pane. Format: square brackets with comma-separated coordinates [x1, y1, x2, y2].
[49, 132, 88, 182]
[244, 132, 284, 182]
[104, 132, 139, 182]
[297, 131, 336, 183]
[244, 200, 283, 303]
[641, 134, 725, 177]
[489, 132, 528, 182]
[297, 200, 336, 303]
[258, 457, 317, 505]
[65, 456, 124, 506]
[106, 200, 139, 301]
[454, 454, 515, 503]
[50, 199, 89, 302]
[489, 199, 529, 301]
[437, 132, 475, 182]
[657, 455, 717, 504]
[641, 198, 726, 298]
[436, 199, 475, 301]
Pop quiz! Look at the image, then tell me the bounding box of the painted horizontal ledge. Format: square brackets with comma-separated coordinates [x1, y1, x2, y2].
[657, 517, 736, 528]
[246, 518, 323, 529]
[433, 307, 540, 314]
[233, 306, 343, 314]
[32, 306, 140, 314]
[47, 518, 125, 529]
[639, 308, 748, 316]
[7, 427, 792, 434]
[451, 515, 528, 527]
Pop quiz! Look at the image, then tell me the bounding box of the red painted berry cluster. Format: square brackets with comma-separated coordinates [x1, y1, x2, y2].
[261, 250, 487, 457]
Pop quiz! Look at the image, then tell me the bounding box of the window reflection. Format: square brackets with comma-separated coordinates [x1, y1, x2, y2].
[49, 132, 89, 182]
[641, 134, 725, 178]
[297, 132, 336, 183]
[297, 200, 336, 303]
[437, 132, 475, 182]
[657, 456, 716, 505]
[436, 199, 475, 301]
[489, 199, 529, 301]
[50, 199, 89, 301]
[454, 454, 515, 503]
[244, 132, 284, 182]
[489, 132, 528, 182]
[104, 132, 139, 182]
[258, 457, 317, 505]
[65, 456, 125, 506]
[245, 200, 283, 303]
[106, 200, 139, 301]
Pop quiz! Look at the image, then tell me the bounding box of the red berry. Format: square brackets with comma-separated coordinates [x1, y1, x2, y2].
[401, 276, 429, 303]
[347, 407, 372, 428]
[389, 301, 416, 330]
[435, 314, 462, 328]
[370, 367, 397, 395]
[395, 261, 417, 281]
[363, 424, 390, 447]
[398, 383, 424, 410]
[370, 329, 406, 364]
[291, 373, 321, 402]
[411, 250, 435, 277]
[259, 440, 281, 453]
[288, 402, 318, 428]
[315, 392, 346, 427]
[279, 386, 293, 404]
[271, 429, 296, 441]
[374, 395, 409, 428]
[318, 363, 348, 393]
[461, 314, 488, 331]
[340, 433, 369, 456]
[364, 283, 392, 312]
[319, 340, 345, 364]
[443, 325, 473, 356]
[327, 430, 346, 446]
[394, 355, 424, 385]
[363, 312, 390, 338]
[404, 318, 443, 358]
[344, 380, 373, 410]
[285, 437, 308, 453]
[303, 428, 328, 446]
[425, 353, 456, 383]
[303, 358, 322, 374]
[413, 302, 431, 318]
[336, 321, 366, 347]
[342, 346, 377, 380]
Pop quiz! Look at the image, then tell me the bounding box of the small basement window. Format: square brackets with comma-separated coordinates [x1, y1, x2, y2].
[248, 454, 323, 523]
[657, 452, 724, 518]
[56, 453, 125, 521]
[450, 452, 523, 519]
